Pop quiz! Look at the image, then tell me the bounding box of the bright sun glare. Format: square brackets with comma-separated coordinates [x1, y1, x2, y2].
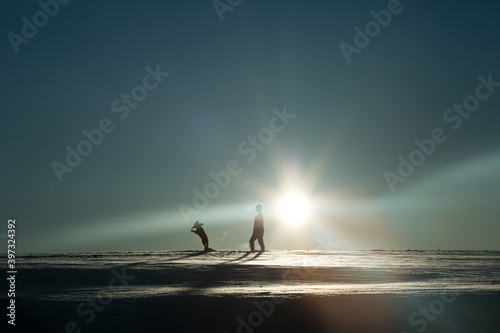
[278, 193, 311, 226]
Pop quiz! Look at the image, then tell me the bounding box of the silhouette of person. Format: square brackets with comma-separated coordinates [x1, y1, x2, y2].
[191, 221, 209, 251]
[249, 204, 265, 252]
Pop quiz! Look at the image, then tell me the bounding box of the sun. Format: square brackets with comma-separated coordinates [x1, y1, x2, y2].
[278, 192, 311, 226]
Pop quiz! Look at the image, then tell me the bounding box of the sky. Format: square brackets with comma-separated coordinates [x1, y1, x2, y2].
[1, 0, 499, 253]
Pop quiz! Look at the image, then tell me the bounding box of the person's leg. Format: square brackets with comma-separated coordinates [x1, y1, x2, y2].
[258, 236, 265, 252]
[249, 235, 256, 252]
[201, 235, 209, 251]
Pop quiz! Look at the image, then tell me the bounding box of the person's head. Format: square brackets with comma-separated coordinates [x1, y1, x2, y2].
[255, 204, 263, 213]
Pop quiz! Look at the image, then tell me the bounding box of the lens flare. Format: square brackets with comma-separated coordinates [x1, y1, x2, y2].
[278, 193, 311, 226]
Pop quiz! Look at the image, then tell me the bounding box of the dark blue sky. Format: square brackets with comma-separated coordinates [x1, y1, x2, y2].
[1, 0, 499, 253]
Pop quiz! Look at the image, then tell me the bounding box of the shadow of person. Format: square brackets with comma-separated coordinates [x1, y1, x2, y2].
[167, 251, 208, 261]
[240, 251, 263, 262]
[227, 251, 252, 262]
[226, 250, 264, 263]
